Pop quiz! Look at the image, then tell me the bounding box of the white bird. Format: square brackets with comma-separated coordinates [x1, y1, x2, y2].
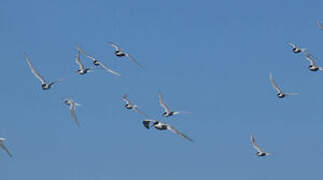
[288, 42, 306, 53]
[0, 138, 12, 157]
[143, 119, 193, 142]
[269, 72, 298, 98]
[64, 99, 81, 127]
[158, 91, 189, 117]
[122, 94, 148, 117]
[109, 42, 143, 68]
[25, 53, 61, 90]
[304, 53, 323, 72]
[251, 135, 271, 157]
[75, 50, 91, 75]
[76, 46, 120, 76]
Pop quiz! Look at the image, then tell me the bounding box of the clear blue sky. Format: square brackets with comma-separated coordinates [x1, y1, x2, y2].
[1, 0, 323, 179]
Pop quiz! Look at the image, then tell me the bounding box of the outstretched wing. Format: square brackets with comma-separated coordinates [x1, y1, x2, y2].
[24, 53, 46, 84]
[69, 102, 80, 127]
[305, 54, 316, 66]
[251, 135, 263, 153]
[158, 92, 171, 114]
[109, 42, 121, 51]
[0, 143, 12, 157]
[75, 45, 97, 62]
[269, 72, 282, 93]
[125, 53, 144, 68]
[75, 51, 84, 70]
[98, 62, 121, 76]
[167, 125, 193, 142]
[134, 106, 149, 118]
[288, 42, 296, 48]
[122, 94, 132, 105]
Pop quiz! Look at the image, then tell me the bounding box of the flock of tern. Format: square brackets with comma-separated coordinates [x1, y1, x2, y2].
[1, 22, 323, 158]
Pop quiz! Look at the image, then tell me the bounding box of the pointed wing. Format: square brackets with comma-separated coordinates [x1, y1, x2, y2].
[269, 72, 282, 93]
[0, 143, 12, 157]
[158, 92, 171, 113]
[75, 51, 84, 70]
[109, 42, 121, 51]
[76, 45, 97, 62]
[69, 102, 80, 127]
[288, 42, 296, 48]
[125, 53, 144, 68]
[305, 54, 316, 66]
[122, 94, 132, 105]
[24, 53, 46, 84]
[167, 125, 193, 142]
[98, 62, 121, 76]
[134, 106, 149, 118]
[251, 135, 263, 153]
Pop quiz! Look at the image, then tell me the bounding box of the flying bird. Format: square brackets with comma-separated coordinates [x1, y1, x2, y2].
[269, 72, 298, 98]
[76, 46, 120, 76]
[109, 42, 143, 68]
[122, 94, 149, 117]
[143, 119, 193, 142]
[288, 42, 306, 53]
[75, 51, 91, 75]
[158, 91, 189, 117]
[64, 98, 81, 127]
[251, 135, 271, 157]
[0, 138, 12, 157]
[304, 53, 323, 71]
[25, 53, 61, 90]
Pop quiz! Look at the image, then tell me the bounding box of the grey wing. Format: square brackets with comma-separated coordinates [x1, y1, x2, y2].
[288, 42, 296, 48]
[125, 53, 144, 68]
[158, 92, 171, 113]
[24, 53, 46, 84]
[251, 135, 263, 152]
[305, 55, 316, 66]
[75, 46, 94, 60]
[269, 73, 282, 93]
[109, 42, 121, 51]
[167, 125, 193, 142]
[70, 103, 80, 127]
[122, 94, 132, 105]
[75, 51, 84, 70]
[0, 143, 12, 157]
[134, 106, 149, 118]
[98, 62, 121, 76]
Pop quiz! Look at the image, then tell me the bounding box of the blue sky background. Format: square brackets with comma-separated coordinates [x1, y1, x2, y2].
[1, 0, 323, 179]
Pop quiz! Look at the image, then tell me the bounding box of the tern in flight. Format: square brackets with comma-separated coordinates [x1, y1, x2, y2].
[25, 53, 61, 90]
[143, 119, 193, 142]
[0, 138, 12, 157]
[288, 42, 306, 54]
[304, 53, 323, 72]
[251, 135, 271, 157]
[158, 91, 189, 117]
[269, 72, 298, 98]
[122, 94, 148, 117]
[109, 42, 143, 68]
[76, 46, 120, 76]
[75, 50, 91, 75]
[64, 98, 81, 127]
